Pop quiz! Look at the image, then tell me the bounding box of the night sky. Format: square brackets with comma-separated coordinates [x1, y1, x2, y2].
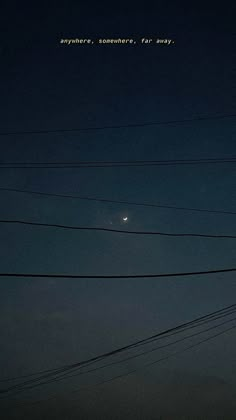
[0, 3, 236, 419]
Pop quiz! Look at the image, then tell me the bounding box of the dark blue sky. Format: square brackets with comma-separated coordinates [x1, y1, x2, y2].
[0, 2, 236, 419]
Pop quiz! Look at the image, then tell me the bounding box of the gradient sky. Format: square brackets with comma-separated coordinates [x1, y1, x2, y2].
[0, 3, 236, 419]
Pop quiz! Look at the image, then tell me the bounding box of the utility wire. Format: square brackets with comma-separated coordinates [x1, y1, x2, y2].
[0, 267, 235, 279]
[84, 324, 236, 398]
[69, 313, 236, 381]
[1, 157, 236, 169]
[3, 307, 236, 396]
[10, 322, 236, 407]
[21, 315, 236, 394]
[1, 303, 235, 384]
[1, 157, 236, 165]
[1, 187, 235, 216]
[2, 306, 236, 396]
[0, 219, 235, 239]
[0, 113, 235, 136]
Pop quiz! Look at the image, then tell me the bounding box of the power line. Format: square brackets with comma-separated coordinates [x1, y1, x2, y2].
[14, 312, 236, 396]
[1, 219, 235, 239]
[0, 267, 235, 279]
[1, 157, 236, 169]
[5, 316, 236, 397]
[2, 304, 235, 396]
[85, 324, 236, 398]
[9, 320, 236, 406]
[0, 114, 235, 136]
[1, 187, 235, 216]
[37, 323, 236, 407]
[2, 157, 236, 165]
[2, 303, 234, 384]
